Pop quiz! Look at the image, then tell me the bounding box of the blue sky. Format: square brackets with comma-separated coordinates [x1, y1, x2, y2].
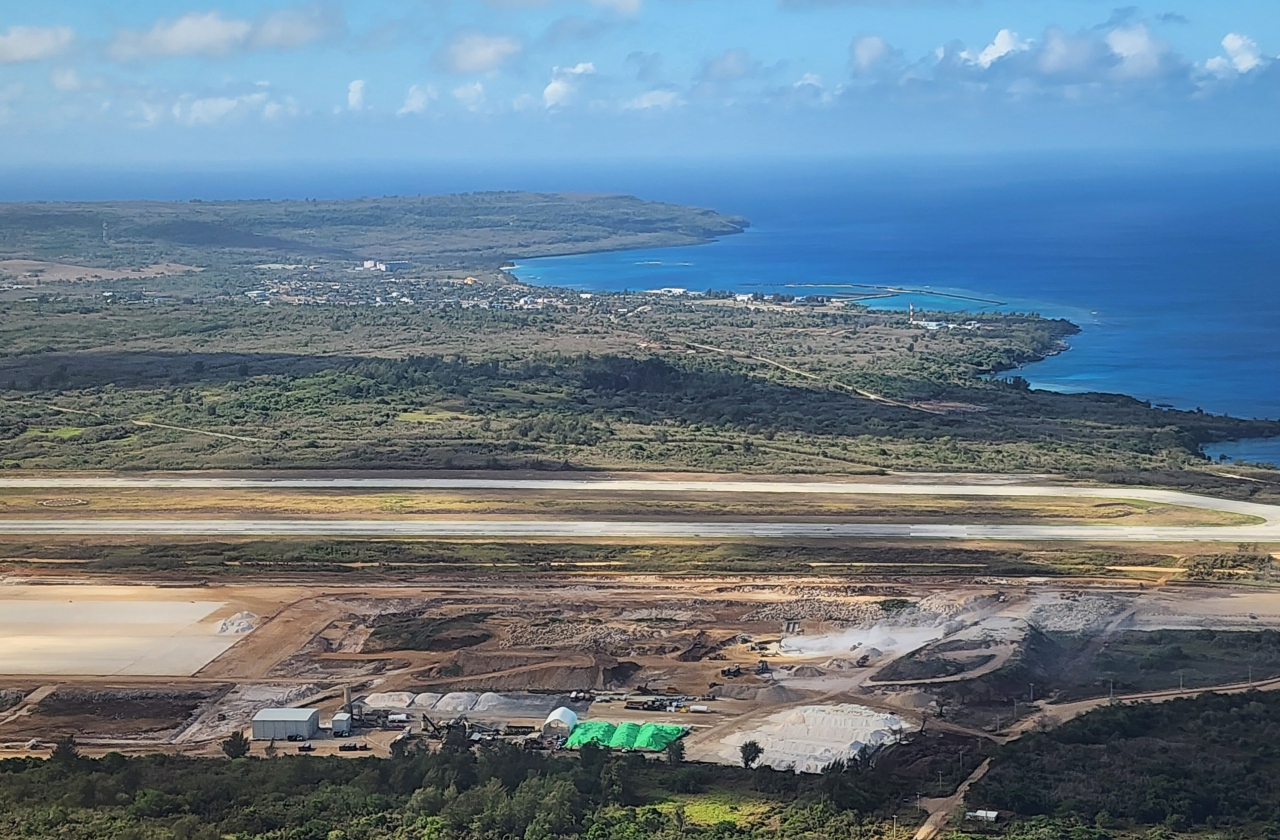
[2, 0, 1279, 165]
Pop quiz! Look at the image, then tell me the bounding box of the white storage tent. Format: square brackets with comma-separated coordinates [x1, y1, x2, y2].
[542, 707, 578, 736]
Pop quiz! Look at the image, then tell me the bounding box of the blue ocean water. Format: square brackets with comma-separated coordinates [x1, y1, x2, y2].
[508, 158, 1280, 465]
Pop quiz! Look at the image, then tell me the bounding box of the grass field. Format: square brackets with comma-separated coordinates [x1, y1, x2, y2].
[652, 789, 778, 826]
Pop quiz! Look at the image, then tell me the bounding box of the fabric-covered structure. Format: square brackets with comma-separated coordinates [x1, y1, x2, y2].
[542, 707, 578, 737]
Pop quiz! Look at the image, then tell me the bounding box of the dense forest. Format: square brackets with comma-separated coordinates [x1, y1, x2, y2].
[969, 691, 1280, 837]
[0, 728, 985, 840]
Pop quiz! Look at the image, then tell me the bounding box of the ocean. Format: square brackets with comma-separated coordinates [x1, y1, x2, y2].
[505, 157, 1280, 466]
[5, 155, 1278, 464]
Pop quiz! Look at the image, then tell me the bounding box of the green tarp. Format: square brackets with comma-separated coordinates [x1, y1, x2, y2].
[608, 722, 643, 750]
[564, 721, 615, 748]
[563, 720, 685, 751]
[633, 724, 684, 752]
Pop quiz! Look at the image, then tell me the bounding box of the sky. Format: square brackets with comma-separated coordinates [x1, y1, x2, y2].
[1, 0, 1279, 166]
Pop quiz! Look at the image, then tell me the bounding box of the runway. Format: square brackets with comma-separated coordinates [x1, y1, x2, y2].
[1, 475, 1276, 542]
[0, 519, 1276, 543]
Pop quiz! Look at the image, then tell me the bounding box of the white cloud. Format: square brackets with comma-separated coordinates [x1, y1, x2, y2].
[1036, 27, 1100, 76]
[398, 84, 437, 115]
[453, 81, 486, 111]
[851, 35, 899, 75]
[1210, 33, 1267, 75]
[542, 62, 595, 109]
[436, 33, 521, 74]
[172, 91, 272, 126]
[1105, 24, 1169, 80]
[624, 89, 681, 110]
[263, 96, 299, 120]
[111, 12, 251, 60]
[976, 29, 1029, 68]
[252, 6, 338, 50]
[109, 7, 334, 61]
[347, 79, 365, 110]
[50, 68, 82, 91]
[0, 25, 74, 64]
[593, 0, 640, 13]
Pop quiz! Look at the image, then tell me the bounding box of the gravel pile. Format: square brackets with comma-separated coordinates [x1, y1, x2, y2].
[715, 704, 914, 774]
[744, 592, 999, 627]
[742, 600, 887, 624]
[1028, 595, 1126, 633]
[499, 623, 658, 654]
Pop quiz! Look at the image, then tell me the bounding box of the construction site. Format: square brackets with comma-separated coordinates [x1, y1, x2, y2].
[4, 571, 1280, 778]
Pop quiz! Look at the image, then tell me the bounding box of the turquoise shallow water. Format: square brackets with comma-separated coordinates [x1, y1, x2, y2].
[510, 159, 1280, 465]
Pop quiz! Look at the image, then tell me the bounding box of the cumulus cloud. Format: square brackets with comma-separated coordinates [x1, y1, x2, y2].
[109, 6, 336, 61]
[975, 29, 1029, 68]
[398, 84, 437, 115]
[625, 89, 681, 110]
[453, 81, 486, 111]
[1105, 24, 1174, 80]
[251, 5, 341, 50]
[347, 79, 365, 110]
[435, 32, 522, 74]
[542, 62, 595, 109]
[1206, 33, 1269, 76]
[170, 89, 295, 126]
[0, 25, 74, 64]
[850, 35, 901, 75]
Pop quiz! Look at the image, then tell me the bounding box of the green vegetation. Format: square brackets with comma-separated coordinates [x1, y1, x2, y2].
[0, 193, 747, 273]
[925, 628, 1280, 728]
[1, 295, 1275, 479]
[969, 691, 1280, 836]
[1059, 629, 1280, 700]
[0, 729, 988, 840]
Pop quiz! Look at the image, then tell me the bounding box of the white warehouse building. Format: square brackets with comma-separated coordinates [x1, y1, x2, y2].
[252, 708, 319, 741]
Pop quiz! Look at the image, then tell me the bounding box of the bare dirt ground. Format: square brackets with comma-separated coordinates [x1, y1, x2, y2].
[0, 260, 198, 282]
[4, 572, 1280, 763]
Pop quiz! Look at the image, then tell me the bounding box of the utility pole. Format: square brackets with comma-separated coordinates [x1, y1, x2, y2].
[1029, 682, 1035, 703]
[1109, 679, 1114, 702]
[1179, 670, 1184, 691]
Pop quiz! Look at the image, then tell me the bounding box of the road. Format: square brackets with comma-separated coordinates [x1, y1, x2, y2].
[0, 475, 1276, 542]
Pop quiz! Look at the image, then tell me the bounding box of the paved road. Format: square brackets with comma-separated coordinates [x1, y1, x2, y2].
[2, 475, 1278, 516]
[1, 475, 1276, 541]
[0, 518, 1277, 541]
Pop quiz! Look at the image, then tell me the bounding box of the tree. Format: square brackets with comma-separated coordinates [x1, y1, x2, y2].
[221, 731, 250, 759]
[665, 738, 685, 766]
[51, 734, 79, 765]
[740, 740, 764, 769]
